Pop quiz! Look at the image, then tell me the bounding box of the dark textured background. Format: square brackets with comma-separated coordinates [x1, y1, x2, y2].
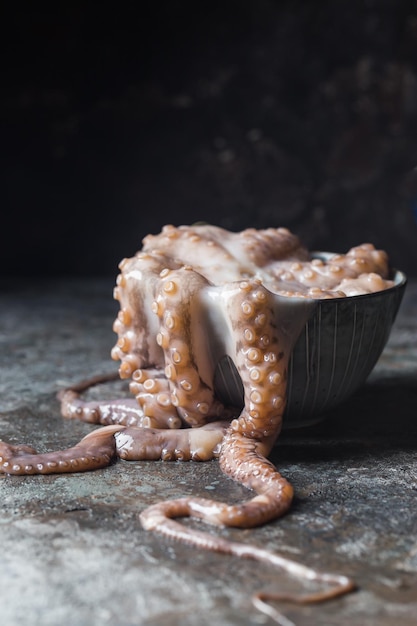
[3, 1, 417, 277]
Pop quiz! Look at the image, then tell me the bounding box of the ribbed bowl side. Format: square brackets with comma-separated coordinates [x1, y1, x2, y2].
[285, 274, 406, 425]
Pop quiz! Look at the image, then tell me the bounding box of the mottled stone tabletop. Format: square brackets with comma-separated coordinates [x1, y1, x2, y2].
[0, 278, 416, 626]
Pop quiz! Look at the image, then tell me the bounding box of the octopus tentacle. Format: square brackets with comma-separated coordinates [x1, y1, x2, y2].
[128, 367, 184, 429]
[218, 432, 294, 526]
[229, 281, 286, 436]
[59, 370, 183, 429]
[196, 279, 298, 527]
[58, 372, 148, 427]
[60, 391, 145, 426]
[154, 266, 225, 426]
[115, 421, 229, 462]
[0, 425, 122, 475]
[111, 252, 174, 379]
[139, 500, 356, 622]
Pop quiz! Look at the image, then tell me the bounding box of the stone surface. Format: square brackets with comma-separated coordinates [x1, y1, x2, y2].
[1, 277, 417, 625]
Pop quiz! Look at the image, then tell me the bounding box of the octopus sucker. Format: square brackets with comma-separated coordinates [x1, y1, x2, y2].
[0, 224, 397, 622]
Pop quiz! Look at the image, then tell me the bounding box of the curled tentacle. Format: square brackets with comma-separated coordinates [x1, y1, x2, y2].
[216, 431, 294, 527]
[153, 266, 226, 427]
[60, 390, 146, 426]
[58, 371, 183, 429]
[128, 368, 184, 429]
[138, 430, 293, 527]
[139, 499, 356, 623]
[138, 426, 355, 620]
[0, 425, 123, 475]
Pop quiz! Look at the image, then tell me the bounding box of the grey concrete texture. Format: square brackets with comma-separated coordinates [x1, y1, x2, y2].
[1, 277, 416, 625]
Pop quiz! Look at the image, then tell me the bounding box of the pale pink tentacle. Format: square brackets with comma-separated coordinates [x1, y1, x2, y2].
[139, 499, 356, 623]
[151, 265, 226, 426]
[180, 280, 297, 528]
[114, 421, 229, 462]
[0, 425, 123, 475]
[59, 370, 183, 429]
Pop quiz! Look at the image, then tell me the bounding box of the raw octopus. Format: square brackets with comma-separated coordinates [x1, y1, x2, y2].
[0, 224, 395, 623]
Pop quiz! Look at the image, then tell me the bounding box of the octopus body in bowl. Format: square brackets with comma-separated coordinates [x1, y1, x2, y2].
[215, 257, 406, 428]
[0, 224, 406, 612]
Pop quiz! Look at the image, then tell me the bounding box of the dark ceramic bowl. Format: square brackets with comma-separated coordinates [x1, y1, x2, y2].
[214, 264, 407, 428]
